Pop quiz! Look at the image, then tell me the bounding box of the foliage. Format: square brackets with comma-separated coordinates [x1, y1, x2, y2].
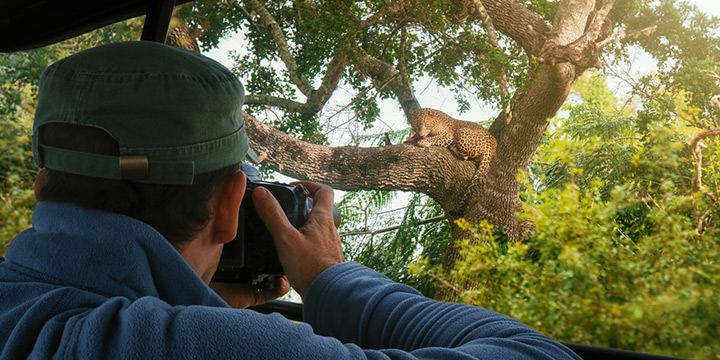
[424, 136, 720, 357]
[338, 190, 450, 297]
[611, 0, 720, 129]
[530, 69, 703, 201]
[0, 119, 35, 255]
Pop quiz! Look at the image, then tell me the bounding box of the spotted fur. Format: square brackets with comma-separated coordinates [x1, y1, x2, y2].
[408, 108, 497, 211]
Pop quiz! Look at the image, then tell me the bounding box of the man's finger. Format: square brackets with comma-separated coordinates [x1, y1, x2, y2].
[256, 276, 290, 304]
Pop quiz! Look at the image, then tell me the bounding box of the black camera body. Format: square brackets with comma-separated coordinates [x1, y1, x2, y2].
[212, 165, 311, 285]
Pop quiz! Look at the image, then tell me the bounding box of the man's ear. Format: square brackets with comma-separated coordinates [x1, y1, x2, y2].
[213, 170, 246, 244]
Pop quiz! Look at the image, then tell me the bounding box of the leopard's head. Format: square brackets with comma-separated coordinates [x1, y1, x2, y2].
[409, 109, 436, 139]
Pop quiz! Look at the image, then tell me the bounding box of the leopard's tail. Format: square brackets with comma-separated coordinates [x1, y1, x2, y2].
[455, 155, 492, 216]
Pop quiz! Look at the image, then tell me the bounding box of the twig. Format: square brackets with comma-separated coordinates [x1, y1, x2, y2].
[412, 266, 461, 294]
[468, 0, 510, 103]
[690, 128, 720, 236]
[597, 25, 657, 48]
[341, 215, 446, 237]
[702, 70, 720, 82]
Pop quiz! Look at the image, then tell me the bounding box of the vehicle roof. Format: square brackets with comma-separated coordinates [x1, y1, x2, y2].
[0, 0, 192, 52]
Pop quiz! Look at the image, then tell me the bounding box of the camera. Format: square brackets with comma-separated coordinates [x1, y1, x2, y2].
[212, 164, 338, 287]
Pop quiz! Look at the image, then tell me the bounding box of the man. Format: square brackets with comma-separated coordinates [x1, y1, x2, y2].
[0, 41, 579, 359]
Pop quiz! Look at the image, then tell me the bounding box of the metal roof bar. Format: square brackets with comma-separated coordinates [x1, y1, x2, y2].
[141, 0, 177, 43]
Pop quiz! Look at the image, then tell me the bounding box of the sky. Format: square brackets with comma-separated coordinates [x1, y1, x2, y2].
[691, 0, 720, 17]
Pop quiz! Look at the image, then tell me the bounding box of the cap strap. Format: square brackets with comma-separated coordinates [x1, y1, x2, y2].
[40, 144, 195, 184]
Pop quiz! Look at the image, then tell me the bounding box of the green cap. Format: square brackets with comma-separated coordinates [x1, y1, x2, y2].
[32, 41, 253, 185]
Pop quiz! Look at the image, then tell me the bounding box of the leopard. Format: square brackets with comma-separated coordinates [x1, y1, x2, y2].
[405, 108, 497, 212]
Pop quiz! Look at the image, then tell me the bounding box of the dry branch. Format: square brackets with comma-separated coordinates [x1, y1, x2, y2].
[690, 128, 720, 235]
[242, 0, 314, 96]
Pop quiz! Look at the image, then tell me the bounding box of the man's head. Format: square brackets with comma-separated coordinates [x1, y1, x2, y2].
[32, 41, 252, 248]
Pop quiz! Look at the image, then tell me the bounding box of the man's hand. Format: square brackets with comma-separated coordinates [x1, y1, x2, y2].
[210, 276, 291, 309]
[253, 182, 345, 299]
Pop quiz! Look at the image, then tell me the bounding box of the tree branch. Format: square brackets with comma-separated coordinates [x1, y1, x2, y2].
[304, 45, 350, 116]
[597, 25, 657, 48]
[454, 0, 550, 55]
[243, 111, 476, 212]
[538, 0, 616, 69]
[241, 0, 314, 97]
[690, 128, 720, 236]
[234, 1, 351, 121]
[351, 48, 421, 120]
[466, 0, 510, 114]
[398, 25, 411, 96]
[690, 129, 720, 196]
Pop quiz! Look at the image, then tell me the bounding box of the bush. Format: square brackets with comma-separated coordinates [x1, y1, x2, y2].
[0, 118, 36, 255]
[433, 179, 719, 359]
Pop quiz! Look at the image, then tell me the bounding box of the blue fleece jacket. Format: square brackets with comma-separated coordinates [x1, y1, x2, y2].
[0, 202, 579, 359]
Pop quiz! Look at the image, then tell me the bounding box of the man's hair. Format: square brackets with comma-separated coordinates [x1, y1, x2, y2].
[36, 123, 240, 248]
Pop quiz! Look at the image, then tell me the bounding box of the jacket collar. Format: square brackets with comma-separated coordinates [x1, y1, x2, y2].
[5, 201, 228, 307]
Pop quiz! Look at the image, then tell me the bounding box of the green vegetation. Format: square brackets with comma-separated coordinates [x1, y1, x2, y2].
[445, 181, 718, 358]
[0, 118, 34, 253]
[1, 52, 41, 253]
[428, 146, 720, 358]
[339, 190, 450, 297]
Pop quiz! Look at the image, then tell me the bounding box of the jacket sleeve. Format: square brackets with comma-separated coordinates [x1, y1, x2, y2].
[303, 262, 581, 360]
[63, 263, 578, 360]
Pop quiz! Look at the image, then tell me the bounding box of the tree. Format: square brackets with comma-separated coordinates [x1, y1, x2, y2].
[181, 0, 720, 293]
